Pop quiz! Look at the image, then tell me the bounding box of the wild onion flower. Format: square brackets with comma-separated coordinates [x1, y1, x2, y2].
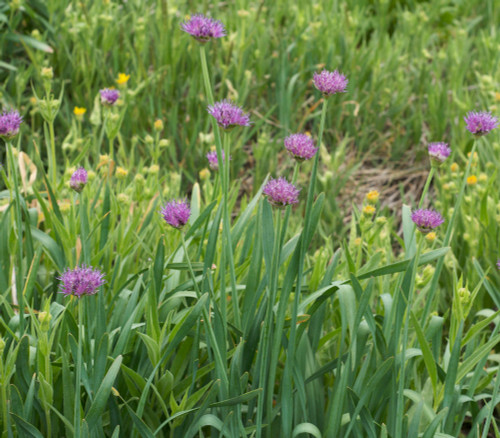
[313, 69, 348, 96]
[161, 199, 191, 229]
[100, 88, 120, 106]
[0, 110, 23, 139]
[497, 260, 500, 270]
[207, 100, 250, 130]
[263, 177, 300, 208]
[284, 133, 318, 162]
[70, 167, 88, 193]
[411, 209, 444, 233]
[58, 265, 105, 297]
[428, 142, 451, 166]
[206, 150, 229, 170]
[464, 111, 499, 136]
[181, 14, 226, 43]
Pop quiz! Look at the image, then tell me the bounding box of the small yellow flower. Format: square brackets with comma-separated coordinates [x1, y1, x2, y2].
[73, 106, 86, 116]
[154, 119, 164, 131]
[425, 232, 437, 243]
[495, 92, 500, 102]
[478, 173, 488, 183]
[467, 175, 477, 185]
[450, 162, 459, 172]
[116, 167, 129, 179]
[116, 73, 130, 85]
[362, 205, 376, 216]
[30, 96, 37, 105]
[366, 190, 380, 204]
[199, 168, 210, 180]
[353, 237, 362, 246]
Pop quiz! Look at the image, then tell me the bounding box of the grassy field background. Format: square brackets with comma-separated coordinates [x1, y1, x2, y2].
[1, 0, 500, 437]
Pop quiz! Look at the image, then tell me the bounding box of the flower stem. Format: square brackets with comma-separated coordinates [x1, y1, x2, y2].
[48, 121, 57, 188]
[75, 298, 83, 438]
[6, 141, 24, 333]
[422, 140, 478, 323]
[418, 166, 435, 209]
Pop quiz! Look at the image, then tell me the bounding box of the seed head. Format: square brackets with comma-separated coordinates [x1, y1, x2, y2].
[0, 110, 23, 140]
[262, 177, 300, 208]
[160, 199, 191, 229]
[313, 69, 348, 96]
[411, 209, 444, 233]
[207, 100, 250, 130]
[58, 265, 105, 298]
[464, 111, 499, 136]
[181, 14, 226, 43]
[284, 133, 318, 161]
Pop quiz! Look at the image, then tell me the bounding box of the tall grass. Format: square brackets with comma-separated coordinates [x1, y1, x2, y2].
[0, 0, 500, 437]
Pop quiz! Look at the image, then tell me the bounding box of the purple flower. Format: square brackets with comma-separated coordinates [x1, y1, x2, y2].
[411, 209, 445, 233]
[161, 199, 191, 229]
[284, 133, 318, 162]
[0, 110, 23, 139]
[100, 88, 120, 106]
[181, 14, 226, 43]
[313, 69, 348, 96]
[497, 260, 500, 270]
[207, 100, 250, 130]
[58, 265, 105, 298]
[263, 177, 300, 208]
[428, 142, 451, 166]
[70, 167, 88, 193]
[206, 150, 229, 170]
[464, 111, 499, 137]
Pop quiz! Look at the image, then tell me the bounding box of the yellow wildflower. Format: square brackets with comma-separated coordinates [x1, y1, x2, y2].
[154, 119, 164, 131]
[467, 175, 477, 185]
[450, 162, 459, 172]
[366, 190, 380, 204]
[73, 106, 86, 116]
[116, 73, 130, 85]
[425, 232, 437, 243]
[362, 205, 376, 216]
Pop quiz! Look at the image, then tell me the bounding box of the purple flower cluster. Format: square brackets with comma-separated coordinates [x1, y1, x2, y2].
[284, 133, 318, 162]
[58, 265, 105, 298]
[428, 142, 451, 165]
[161, 199, 191, 229]
[313, 69, 348, 96]
[464, 111, 499, 136]
[207, 100, 250, 130]
[0, 110, 23, 139]
[263, 177, 300, 208]
[70, 167, 88, 193]
[206, 150, 229, 170]
[181, 14, 226, 43]
[411, 209, 444, 233]
[100, 88, 120, 106]
[497, 260, 500, 270]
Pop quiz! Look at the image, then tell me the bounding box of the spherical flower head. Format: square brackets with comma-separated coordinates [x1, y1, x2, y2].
[70, 167, 88, 193]
[284, 133, 318, 162]
[464, 111, 499, 137]
[263, 177, 300, 208]
[411, 209, 445, 233]
[206, 149, 230, 170]
[181, 14, 226, 43]
[207, 100, 250, 130]
[0, 110, 23, 140]
[100, 88, 120, 106]
[161, 199, 191, 229]
[58, 265, 105, 298]
[428, 142, 451, 166]
[497, 260, 500, 270]
[313, 69, 348, 96]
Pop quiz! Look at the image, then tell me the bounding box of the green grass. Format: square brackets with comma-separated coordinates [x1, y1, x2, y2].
[0, 0, 500, 436]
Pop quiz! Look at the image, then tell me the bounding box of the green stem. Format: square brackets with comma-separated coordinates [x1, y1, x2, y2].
[418, 166, 435, 209]
[264, 211, 283, 436]
[0, 356, 8, 435]
[181, 234, 229, 395]
[395, 236, 423, 437]
[422, 140, 478, 323]
[282, 99, 328, 435]
[75, 299, 83, 438]
[7, 141, 24, 333]
[48, 121, 57, 188]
